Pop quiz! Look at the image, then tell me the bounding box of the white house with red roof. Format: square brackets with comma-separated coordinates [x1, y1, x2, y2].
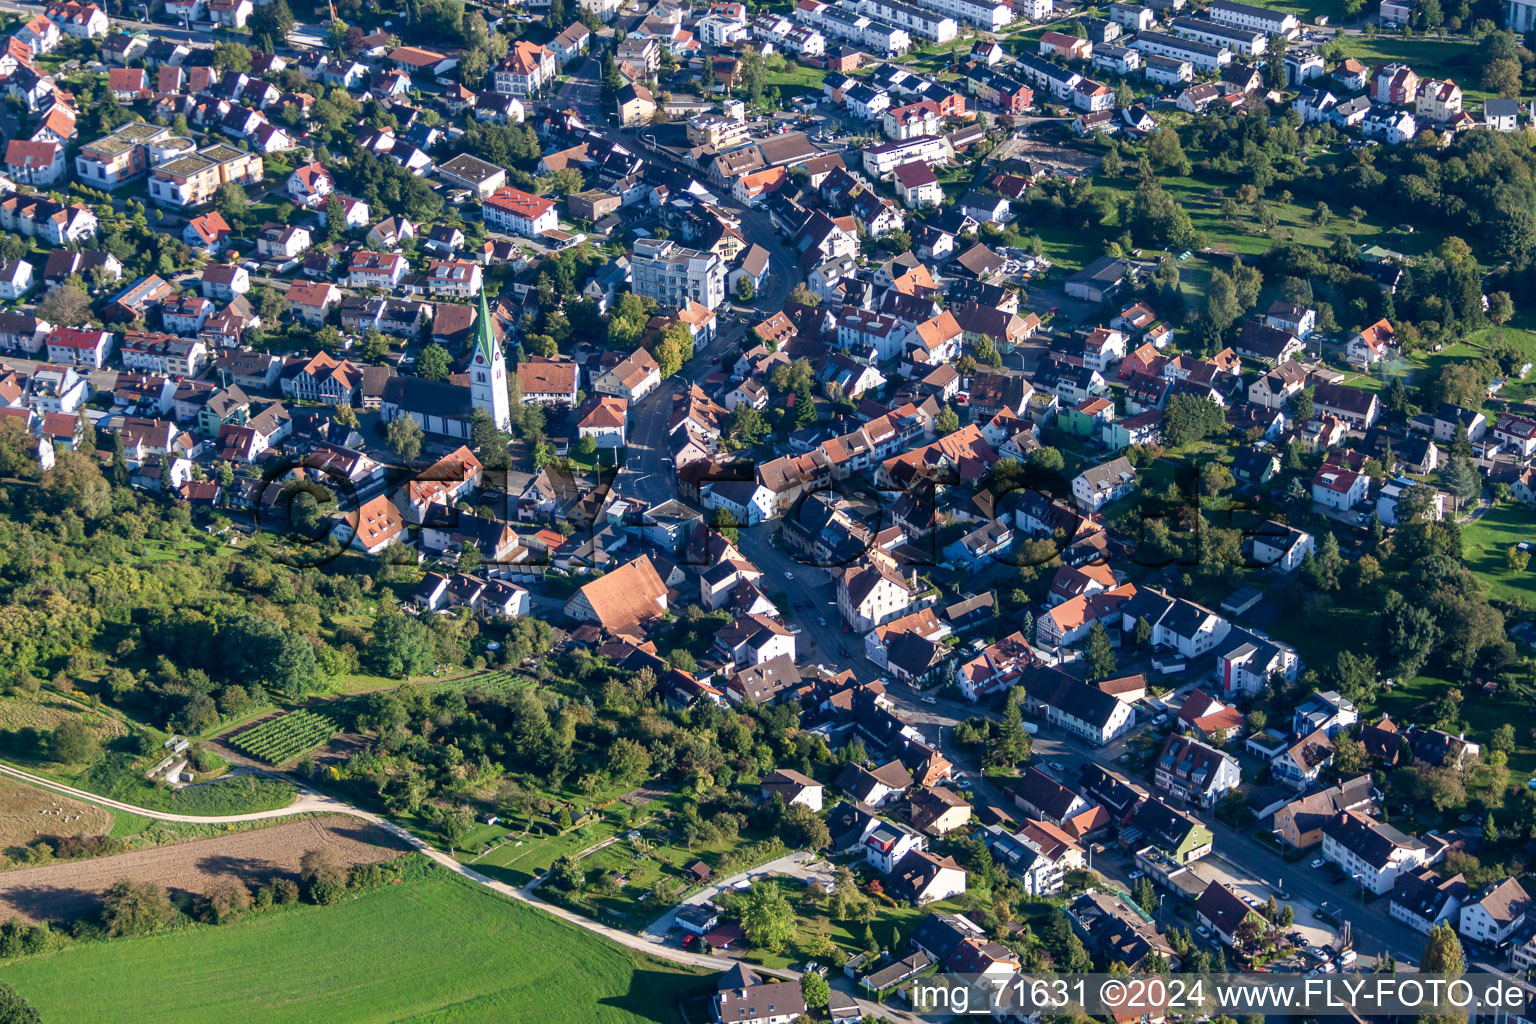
[1346, 317, 1396, 368]
[183, 211, 232, 252]
[3, 139, 64, 185]
[482, 185, 557, 237]
[45, 2, 110, 38]
[286, 161, 334, 206]
[576, 395, 628, 447]
[45, 326, 113, 368]
[1495, 413, 1536, 458]
[1312, 463, 1369, 510]
[14, 15, 61, 57]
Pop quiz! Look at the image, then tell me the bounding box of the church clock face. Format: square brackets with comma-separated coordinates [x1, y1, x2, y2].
[476, 354, 484, 363]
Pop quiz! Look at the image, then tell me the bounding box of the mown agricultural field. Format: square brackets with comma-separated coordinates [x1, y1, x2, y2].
[231, 711, 338, 765]
[0, 863, 706, 1024]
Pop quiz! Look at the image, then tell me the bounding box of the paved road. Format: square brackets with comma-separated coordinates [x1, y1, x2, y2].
[0, 760, 923, 1018]
[0, 762, 357, 823]
[0, 760, 750, 971]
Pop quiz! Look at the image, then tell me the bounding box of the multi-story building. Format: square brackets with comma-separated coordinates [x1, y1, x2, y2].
[493, 40, 556, 97]
[630, 237, 726, 311]
[426, 260, 483, 298]
[0, 194, 96, 245]
[75, 122, 183, 189]
[1417, 78, 1463, 122]
[1131, 30, 1231, 70]
[347, 250, 407, 290]
[1372, 62, 1419, 105]
[1206, 0, 1298, 36]
[910, 0, 1011, 30]
[121, 331, 208, 376]
[147, 144, 263, 209]
[46, 326, 114, 369]
[1169, 15, 1265, 56]
[1154, 735, 1241, 808]
[482, 186, 558, 237]
[858, 0, 958, 40]
[1321, 810, 1427, 895]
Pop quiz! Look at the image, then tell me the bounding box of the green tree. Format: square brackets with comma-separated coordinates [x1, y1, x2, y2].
[711, 508, 739, 544]
[437, 804, 473, 852]
[736, 275, 755, 302]
[1146, 127, 1191, 175]
[367, 606, 436, 677]
[102, 879, 174, 936]
[802, 973, 830, 1008]
[1422, 921, 1464, 976]
[739, 881, 796, 952]
[0, 982, 41, 1024]
[250, 0, 295, 47]
[417, 343, 452, 381]
[1264, 34, 1288, 91]
[935, 404, 961, 434]
[213, 40, 253, 73]
[1084, 621, 1117, 680]
[1162, 394, 1227, 447]
[213, 181, 249, 229]
[386, 415, 423, 461]
[654, 321, 693, 378]
[49, 718, 97, 764]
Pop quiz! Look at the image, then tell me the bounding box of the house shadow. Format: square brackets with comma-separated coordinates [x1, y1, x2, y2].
[595, 969, 716, 1024]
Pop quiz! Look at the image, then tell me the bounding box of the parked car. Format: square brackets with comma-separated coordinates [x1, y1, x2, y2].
[1310, 857, 1326, 869]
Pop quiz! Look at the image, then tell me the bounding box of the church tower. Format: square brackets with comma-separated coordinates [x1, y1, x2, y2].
[470, 289, 511, 432]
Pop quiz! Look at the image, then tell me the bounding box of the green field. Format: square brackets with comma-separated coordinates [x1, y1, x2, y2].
[1332, 35, 1492, 100]
[0, 864, 707, 1024]
[1461, 500, 1536, 605]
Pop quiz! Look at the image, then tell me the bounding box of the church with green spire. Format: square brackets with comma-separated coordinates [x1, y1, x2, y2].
[379, 292, 510, 439]
[469, 289, 511, 431]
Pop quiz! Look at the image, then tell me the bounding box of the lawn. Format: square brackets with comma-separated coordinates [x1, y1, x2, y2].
[1460, 500, 1536, 605]
[765, 62, 828, 99]
[1092, 169, 1444, 264]
[1332, 35, 1492, 100]
[0, 863, 709, 1024]
[468, 809, 639, 889]
[1373, 671, 1536, 777]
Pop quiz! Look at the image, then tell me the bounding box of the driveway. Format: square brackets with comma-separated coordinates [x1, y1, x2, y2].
[641, 851, 831, 938]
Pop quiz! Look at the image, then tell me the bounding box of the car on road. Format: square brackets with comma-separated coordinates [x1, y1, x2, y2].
[818, 617, 827, 626]
[1128, 870, 1144, 880]
[1310, 857, 1325, 869]
[784, 571, 795, 580]
[1049, 761, 1065, 772]
[921, 695, 937, 704]
[1196, 926, 1211, 939]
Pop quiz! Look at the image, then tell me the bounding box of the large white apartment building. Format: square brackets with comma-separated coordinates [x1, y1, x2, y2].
[911, 0, 1011, 30]
[630, 238, 727, 311]
[856, 0, 958, 41]
[1130, 30, 1231, 70]
[1206, 0, 1299, 37]
[1168, 16, 1265, 56]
